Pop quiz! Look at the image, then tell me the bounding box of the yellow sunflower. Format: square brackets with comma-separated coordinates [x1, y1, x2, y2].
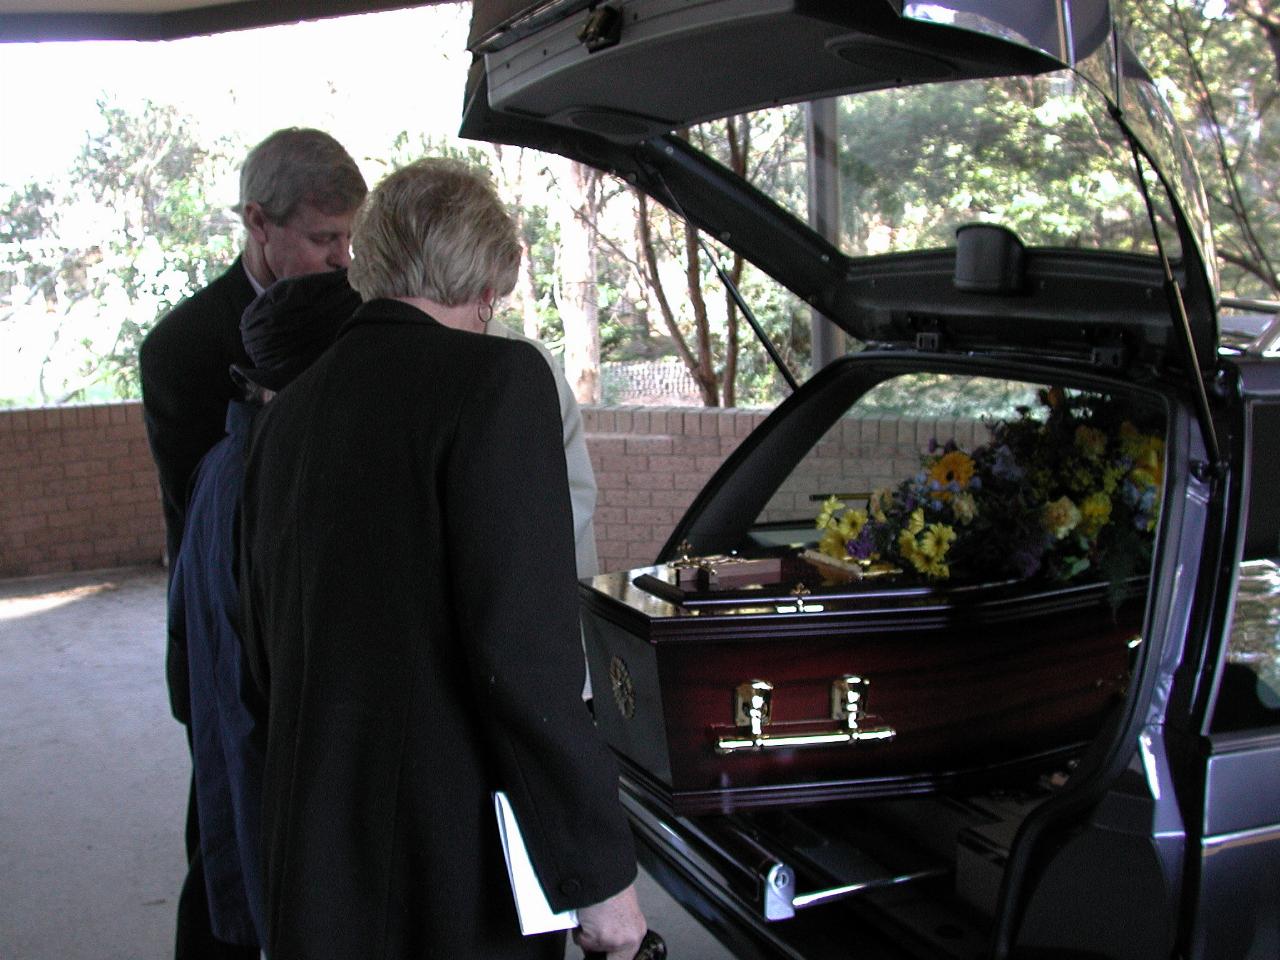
[927, 450, 976, 499]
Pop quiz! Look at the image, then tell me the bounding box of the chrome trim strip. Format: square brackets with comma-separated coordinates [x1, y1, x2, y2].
[1203, 822, 1280, 853]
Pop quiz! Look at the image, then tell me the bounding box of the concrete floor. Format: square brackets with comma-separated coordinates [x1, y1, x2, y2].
[0, 565, 734, 960]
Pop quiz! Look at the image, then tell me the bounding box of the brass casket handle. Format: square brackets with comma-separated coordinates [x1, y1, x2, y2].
[716, 675, 896, 753]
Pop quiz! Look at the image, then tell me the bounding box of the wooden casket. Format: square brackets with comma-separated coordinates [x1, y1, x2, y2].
[581, 554, 1141, 815]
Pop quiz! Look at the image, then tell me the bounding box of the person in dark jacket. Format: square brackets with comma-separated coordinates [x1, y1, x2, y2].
[168, 270, 360, 951]
[240, 158, 647, 959]
[142, 127, 367, 722]
[139, 127, 366, 960]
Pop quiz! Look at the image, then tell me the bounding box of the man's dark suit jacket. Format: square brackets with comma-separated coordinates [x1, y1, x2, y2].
[140, 256, 254, 724]
[240, 299, 636, 959]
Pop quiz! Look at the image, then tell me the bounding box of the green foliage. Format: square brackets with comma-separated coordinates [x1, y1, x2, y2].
[83, 99, 239, 395]
[4, 6, 1278, 409]
[376, 130, 493, 176]
[1, 183, 59, 310]
[1120, 0, 1280, 298]
[836, 75, 1152, 255]
[1, 97, 238, 403]
[723, 263, 811, 407]
[525, 204, 564, 342]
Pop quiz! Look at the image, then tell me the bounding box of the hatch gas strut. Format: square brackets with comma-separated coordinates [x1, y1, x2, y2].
[1113, 104, 1224, 476]
[702, 237, 801, 395]
[652, 170, 801, 395]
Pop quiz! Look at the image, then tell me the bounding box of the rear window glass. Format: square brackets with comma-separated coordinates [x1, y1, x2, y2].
[691, 73, 1167, 260]
[1212, 402, 1280, 731]
[754, 374, 1165, 592]
[1212, 560, 1280, 733]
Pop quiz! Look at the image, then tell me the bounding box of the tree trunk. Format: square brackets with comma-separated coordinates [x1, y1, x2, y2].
[1241, 0, 1280, 82]
[634, 189, 701, 384]
[721, 116, 750, 407]
[554, 158, 601, 403]
[722, 253, 743, 407]
[515, 233, 541, 339]
[492, 144, 544, 338]
[682, 225, 720, 406]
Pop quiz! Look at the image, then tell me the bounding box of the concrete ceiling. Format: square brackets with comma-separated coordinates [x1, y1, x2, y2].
[0, 0, 447, 42]
[0, 0, 249, 12]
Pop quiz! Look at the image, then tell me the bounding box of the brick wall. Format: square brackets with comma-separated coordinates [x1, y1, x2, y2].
[1, 402, 976, 580]
[758, 414, 991, 523]
[0, 402, 763, 580]
[0, 402, 164, 579]
[582, 406, 767, 570]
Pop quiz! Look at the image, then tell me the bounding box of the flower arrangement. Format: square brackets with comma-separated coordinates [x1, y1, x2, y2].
[815, 387, 1164, 589]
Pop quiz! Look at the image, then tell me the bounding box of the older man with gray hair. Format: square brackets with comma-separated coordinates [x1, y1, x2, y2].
[240, 157, 646, 959]
[139, 126, 366, 960]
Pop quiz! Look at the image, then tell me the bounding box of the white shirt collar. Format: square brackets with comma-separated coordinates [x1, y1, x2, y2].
[244, 258, 267, 298]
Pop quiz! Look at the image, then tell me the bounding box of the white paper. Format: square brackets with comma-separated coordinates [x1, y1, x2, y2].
[493, 790, 579, 935]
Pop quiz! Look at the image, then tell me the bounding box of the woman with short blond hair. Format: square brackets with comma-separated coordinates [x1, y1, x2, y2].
[351, 157, 599, 577]
[241, 157, 642, 959]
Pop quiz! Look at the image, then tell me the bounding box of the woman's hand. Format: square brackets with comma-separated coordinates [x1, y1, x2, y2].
[572, 882, 647, 960]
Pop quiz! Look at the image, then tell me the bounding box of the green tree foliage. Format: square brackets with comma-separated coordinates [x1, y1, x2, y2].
[1, 97, 238, 403]
[836, 75, 1153, 255]
[4, 5, 1278, 409]
[1121, 0, 1280, 298]
[82, 98, 240, 394]
[1, 183, 62, 316]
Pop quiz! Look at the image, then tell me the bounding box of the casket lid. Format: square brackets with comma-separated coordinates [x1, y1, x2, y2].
[582, 559, 1132, 643]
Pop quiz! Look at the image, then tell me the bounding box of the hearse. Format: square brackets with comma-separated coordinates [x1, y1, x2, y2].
[459, 2, 1280, 958]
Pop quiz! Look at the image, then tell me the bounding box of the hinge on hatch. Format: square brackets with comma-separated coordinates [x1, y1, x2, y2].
[1090, 344, 1126, 370]
[915, 331, 943, 351]
[578, 5, 622, 52]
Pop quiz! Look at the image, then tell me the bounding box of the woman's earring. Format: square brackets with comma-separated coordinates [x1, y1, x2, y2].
[478, 301, 494, 330]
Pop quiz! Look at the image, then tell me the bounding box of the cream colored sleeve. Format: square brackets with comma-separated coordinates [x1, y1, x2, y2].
[487, 322, 598, 578]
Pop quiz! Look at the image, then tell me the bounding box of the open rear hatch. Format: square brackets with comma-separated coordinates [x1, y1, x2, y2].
[461, 0, 1220, 377]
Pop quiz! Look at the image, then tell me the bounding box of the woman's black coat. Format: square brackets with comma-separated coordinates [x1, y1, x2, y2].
[240, 299, 636, 959]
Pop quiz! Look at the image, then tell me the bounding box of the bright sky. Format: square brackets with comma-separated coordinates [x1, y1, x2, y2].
[0, 3, 479, 406]
[0, 3, 474, 193]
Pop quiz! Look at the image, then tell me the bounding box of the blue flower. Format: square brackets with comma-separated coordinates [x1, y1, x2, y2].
[990, 444, 1024, 482]
[1122, 479, 1155, 514]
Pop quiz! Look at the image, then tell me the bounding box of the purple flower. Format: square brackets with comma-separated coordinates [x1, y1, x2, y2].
[990, 445, 1024, 483]
[846, 527, 877, 560]
[1010, 547, 1043, 579]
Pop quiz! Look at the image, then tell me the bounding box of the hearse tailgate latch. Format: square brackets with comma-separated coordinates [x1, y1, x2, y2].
[717, 675, 896, 753]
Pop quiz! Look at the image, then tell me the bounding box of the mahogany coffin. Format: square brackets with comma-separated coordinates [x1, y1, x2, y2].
[580, 558, 1141, 816]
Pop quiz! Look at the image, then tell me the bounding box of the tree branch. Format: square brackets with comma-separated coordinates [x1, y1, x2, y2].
[634, 188, 701, 380]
